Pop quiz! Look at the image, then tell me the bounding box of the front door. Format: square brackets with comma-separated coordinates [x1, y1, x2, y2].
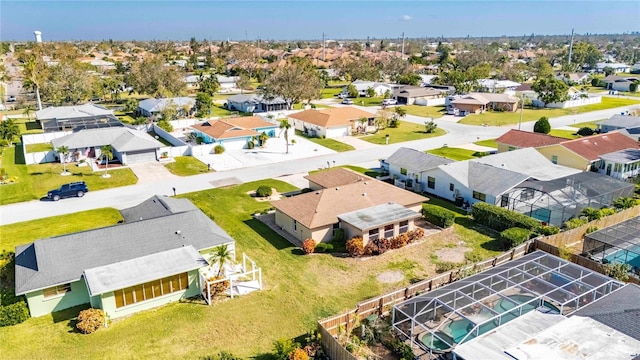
[606, 164, 612, 176]
[501, 194, 509, 207]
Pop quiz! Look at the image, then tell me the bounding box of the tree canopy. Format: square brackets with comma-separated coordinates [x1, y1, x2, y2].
[532, 77, 569, 105]
[126, 55, 186, 97]
[262, 62, 323, 109]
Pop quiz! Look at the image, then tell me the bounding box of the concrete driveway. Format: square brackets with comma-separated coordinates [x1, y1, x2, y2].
[128, 162, 180, 184]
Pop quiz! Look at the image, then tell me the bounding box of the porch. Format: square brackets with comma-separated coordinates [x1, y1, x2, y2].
[199, 253, 263, 305]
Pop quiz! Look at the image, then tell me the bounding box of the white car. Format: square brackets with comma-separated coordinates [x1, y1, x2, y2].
[341, 99, 354, 105]
[382, 98, 397, 106]
[337, 93, 348, 99]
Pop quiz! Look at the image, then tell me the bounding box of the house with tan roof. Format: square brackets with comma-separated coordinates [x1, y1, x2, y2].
[271, 168, 427, 245]
[451, 93, 519, 114]
[190, 116, 279, 150]
[495, 129, 567, 153]
[288, 106, 377, 138]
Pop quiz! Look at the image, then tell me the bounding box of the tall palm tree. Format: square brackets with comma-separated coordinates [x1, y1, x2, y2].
[23, 56, 43, 110]
[278, 119, 292, 154]
[210, 244, 233, 277]
[100, 145, 113, 178]
[22, 105, 34, 121]
[57, 145, 69, 174]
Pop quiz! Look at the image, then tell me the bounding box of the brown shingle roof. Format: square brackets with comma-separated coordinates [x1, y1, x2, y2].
[271, 174, 427, 229]
[496, 129, 567, 148]
[191, 116, 274, 140]
[304, 168, 367, 189]
[559, 132, 640, 161]
[288, 107, 375, 128]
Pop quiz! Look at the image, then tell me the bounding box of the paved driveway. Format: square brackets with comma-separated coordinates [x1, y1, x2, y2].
[128, 162, 180, 184]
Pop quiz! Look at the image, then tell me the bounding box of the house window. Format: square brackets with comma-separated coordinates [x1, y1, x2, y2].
[520, 188, 535, 201]
[333, 222, 340, 229]
[614, 163, 622, 172]
[508, 146, 516, 151]
[114, 273, 189, 309]
[42, 283, 72, 298]
[384, 224, 395, 238]
[369, 228, 379, 242]
[472, 191, 486, 202]
[427, 176, 436, 189]
[599, 160, 606, 169]
[400, 168, 407, 175]
[293, 220, 297, 232]
[551, 155, 558, 164]
[449, 183, 454, 192]
[399, 220, 409, 234]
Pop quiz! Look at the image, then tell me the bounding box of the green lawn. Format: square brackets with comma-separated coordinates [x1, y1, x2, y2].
[352, 96, 384, 107]
[321, 87, 343, 99]
[309, 165, 381, 178]
[15, 118, 43, 136]
[0, 146, 138, 205]
[164, 156, 210, 176]
[459, 97, 640, 126]
[295, 130, 355, 152]
[360, 121, 446, 145]
[114, 111, 136, 124]
[25, 143, 53, 153]
[569, 120, 601, 129]
[427, 147, 489, 161]
[402, 105, 446, 119]
[211, 104, 236, 117]
[292, 103, 330, 110]
[548, 129, 580, 139]
[474, 139, 499, 148]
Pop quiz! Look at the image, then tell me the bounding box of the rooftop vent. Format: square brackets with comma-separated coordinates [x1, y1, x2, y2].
[362, 193, 367, 196]
[364, 181, 368, 185]
[175, 230, 181, 235]
[336, 187, 339, 190]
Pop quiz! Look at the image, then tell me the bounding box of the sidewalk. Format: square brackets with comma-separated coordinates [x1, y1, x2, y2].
[333, 135, 381, 150]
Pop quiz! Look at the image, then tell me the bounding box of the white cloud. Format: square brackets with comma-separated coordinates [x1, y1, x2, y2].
[402, 15, 412, 21]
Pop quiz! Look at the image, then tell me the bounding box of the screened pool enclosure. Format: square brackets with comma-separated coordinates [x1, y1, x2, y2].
[583, 216, 640, 276]
[392, 251, 624, 355]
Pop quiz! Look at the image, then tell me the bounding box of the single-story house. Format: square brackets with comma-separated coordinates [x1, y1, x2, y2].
[137, 97, 196, 118]
[271, 168, 427, 245]
[226, 94, 288, 113]
[393, 86, 445, 105]
[495, 129, 566, 153]
[51, 127, 164, 164]
[602, 75, 639, 92]
[556, 72, 590, 85]
[342, 80, 398, 97]
[471, 148, 581, 181]
[597, 114, 640, 134]
[305, 167, 368, 191]
[190, 116, 279, 150]
[288, 107, 376, 138]
[536, 132, 640, 172]
[14, 196, 236, 319]
[184, 74, 202, 89]
[217, 75, 239, 92]
[476, 79, 521, 93]
[598, 149, 640, 180]
[514, 83, 538, 102]
[596, 62, 631, 74]
[35, 104, 122, 133]
[384, 147, 453, 192]
[451, 93, 519, 114]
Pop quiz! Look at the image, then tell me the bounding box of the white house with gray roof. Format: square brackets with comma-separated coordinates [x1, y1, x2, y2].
[14, 196, 236, 319]
[597, 114, 640, 134]
[137, 97, 195, 117]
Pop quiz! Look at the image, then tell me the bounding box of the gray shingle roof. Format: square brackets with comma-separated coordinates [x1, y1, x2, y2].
[35, 104, 114, 120]
[119, 195, 198, 223]
[14, 197, 234, 295]
[226, 94, 286, 104]
[439, 161, 529, 196]
[573, 284, 640, 340]
[51, 127, 164, 152]
[598, 114, 640, 129]
[600, 148, 640, 163]
[387, 147, 453, 173]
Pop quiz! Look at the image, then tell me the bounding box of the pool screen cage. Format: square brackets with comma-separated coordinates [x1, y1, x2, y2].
[392, 251, 624, 355]
[40, 115, 124, 133]
[583, 216, 640, 279]
[500, 172, 634, 227]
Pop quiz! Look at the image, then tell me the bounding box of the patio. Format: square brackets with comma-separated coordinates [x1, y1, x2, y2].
[199, 253, 263, 304]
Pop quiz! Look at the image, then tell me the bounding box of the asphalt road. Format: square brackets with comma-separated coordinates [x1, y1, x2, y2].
[0, 103, 638, 226]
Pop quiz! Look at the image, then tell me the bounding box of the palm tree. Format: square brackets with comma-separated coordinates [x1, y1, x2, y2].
[23, 56, 43, 110]
[0, 119, 20, 146]
[258, 131, 268, 148]
[210, 244, 233, 277]
[100, 145, 113, 178]
[278, 119, 292, 154]
[22, 105, 34, 121]
[57, 146, 70, 175]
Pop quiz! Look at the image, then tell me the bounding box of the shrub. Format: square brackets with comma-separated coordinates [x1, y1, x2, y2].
[580, 207, 602, 221]
[538, 225, 560, 236]
[346, 237, 364, 257]
[390, 233, 409, 249]
[613, 197, 638, 209]
[214, 144, 225, 154]
[256, 185, 273, 197]
[564, 217, 588, 229]
[247, 140, 255, 149]
[471, 202, 541, 232]
[435, 261, 461, 273]
[314, 243, 333, 253]
[0, 301, 29, 327]
[500, 227, 530, 249]
[332, 228, 345, 243]
[408, 228, 425, 242]
[533, 117, 551, 134]
[273, 338, 299, 360]
[302, 239, 316, 255]
[603, 263, 631, 281]
[76, 308, 105, 334]
[585, 226, 599, 234]
[422, 205, 456, 228]
[289, 348, 309, 360]
[576, 127, 594, 136]
[364, 241, 378, 256]
[599, 207, 615, 217]
[204, 352, 243, 360]
[157, 119, 173, 132]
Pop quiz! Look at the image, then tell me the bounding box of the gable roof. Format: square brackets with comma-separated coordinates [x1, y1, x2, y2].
[14, 196, 234, 295]
[35, 103, 114, 120]
[51, 127, 164, 152]
[603, 75, 639, 83]
[573, 284, 640, 340]
[496, 129, 567, 148]
[138, 97, 195, 113]
[226, 94, 286, 104]
[437, 161, 530, 196]
[271, 177, 427, 229]
[288, 107, 375, 128]
[387, 147, 453, 173]
[471, 148, 581, 181]
[559, 132, 640, 161]
[394, 86, 443, 98]
[452, 92, 519, 106]
[119, 195, 199, 222]
[304, 168, 368, 189]
[597, 114, 640, 129]
[191, 116, 276, 140]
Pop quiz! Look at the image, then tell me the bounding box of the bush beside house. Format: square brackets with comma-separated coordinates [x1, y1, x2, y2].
[500, 227, 531, 249]
[471, 202, 540, 232]
[76, 308, 106, 334]
[422, 204, 456, 228]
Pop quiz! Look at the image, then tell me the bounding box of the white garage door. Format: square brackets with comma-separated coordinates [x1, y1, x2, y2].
[220, 139, 248, 151]
[326, 126, 349, 138]
[125, 150, 157, 164]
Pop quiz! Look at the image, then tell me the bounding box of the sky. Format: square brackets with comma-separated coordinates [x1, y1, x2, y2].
[1, 0, 638, 41]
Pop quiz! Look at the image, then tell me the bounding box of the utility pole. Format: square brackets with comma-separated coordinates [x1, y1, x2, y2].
[401, 32, 405, 59]
[322, 32, 326, 62]
[567, 28, 575, 67]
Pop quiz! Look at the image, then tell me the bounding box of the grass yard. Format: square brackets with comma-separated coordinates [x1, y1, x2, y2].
[15, 118, 43, 136]
[0, 146, 138, 205]
[292, 103, 330, 110]
[211, 104, 236, 117]
[474, 139, 499, 148]
[321, 87, 343, 99]
[548, 129, 580, 139]
[0, 180, 504, 358]
[569, 120, 601, 129]
[360, 121, 446, 145]
[25, 143, 53, 153]
[164, 156, 210, 176]
[352, 96, 384, 107]
[427, 147, 489, 161]
[459, 97, 640, 126]
[295, 130, 355, 152]
[402, 105, 446, 119]
[309, 164, 381, 178]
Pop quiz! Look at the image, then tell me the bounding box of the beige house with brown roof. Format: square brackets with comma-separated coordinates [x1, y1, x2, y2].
[271, 169, 427, 245]
[288, 107, 377, 138]
[451, 93, 519, 114]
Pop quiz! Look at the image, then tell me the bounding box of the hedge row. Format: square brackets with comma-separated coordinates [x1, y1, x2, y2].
[0, 301, 29, 327]
[500, 227, 531, 249]
[471, 202, 540, 232]
[422, 204, 456, 228]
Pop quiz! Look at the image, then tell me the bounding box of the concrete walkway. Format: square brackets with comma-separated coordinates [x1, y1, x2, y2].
[333, 135, 381, 150]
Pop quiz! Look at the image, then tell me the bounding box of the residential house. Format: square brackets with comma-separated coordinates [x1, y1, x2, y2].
[184, 74, 202, 89]
[556, 72, 590, 85]
[305, 167, 367, 191]
[597, 114, 640, 133]
[35, 104, 122, 133]
[602, 75, 639, 92]
[476, 79, 521, 93]
[271, 168, 427, 245]
[288, 107, 376, 138]
[342, 80, 397, 97]
[495, 129, 566, 153]
[596, 149, 640, 180]
[514, 83, 537, 103]
[451, 93, 519, 114]
[596, 62, 631, 73]
[384, 147, 453, 192]
[225, 94, 288, 113]
[14, 196, 236, 319]
[217, 75, 239, 92]
[471, 148, 581, 181]
[393, 86, 445, 105]
[51, 127, 164, 164]
[137, 97, 196, 118]
[190, 116, 280, 150]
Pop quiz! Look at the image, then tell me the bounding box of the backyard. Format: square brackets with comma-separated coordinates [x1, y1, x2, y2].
[0, 179, 502, 358]
[0, 146, 138, 205]
[360, 121, 446, 145]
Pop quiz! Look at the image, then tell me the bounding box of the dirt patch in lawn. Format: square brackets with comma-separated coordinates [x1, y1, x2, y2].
[376, 270, 404, 284]
[246, 188, 283, 202]
[435, 246, 471, 263]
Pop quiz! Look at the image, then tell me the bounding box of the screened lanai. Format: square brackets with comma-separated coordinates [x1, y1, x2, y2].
[392, 251, 624, 356]
[583, 216, 640, 276]
[500, 172, 634, 226]
[40, 114, 123, 132]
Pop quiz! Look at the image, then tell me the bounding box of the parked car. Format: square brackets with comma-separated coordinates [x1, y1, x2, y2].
[47, 181, 89, 201]
[337, 93, 348, 99]
[341, 99, 354, 105]
[7, 96, 16, 102]
[382, 98, 397, 105]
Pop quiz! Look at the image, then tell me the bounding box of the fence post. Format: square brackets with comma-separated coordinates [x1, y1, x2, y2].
[379, 297, 385, 316]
